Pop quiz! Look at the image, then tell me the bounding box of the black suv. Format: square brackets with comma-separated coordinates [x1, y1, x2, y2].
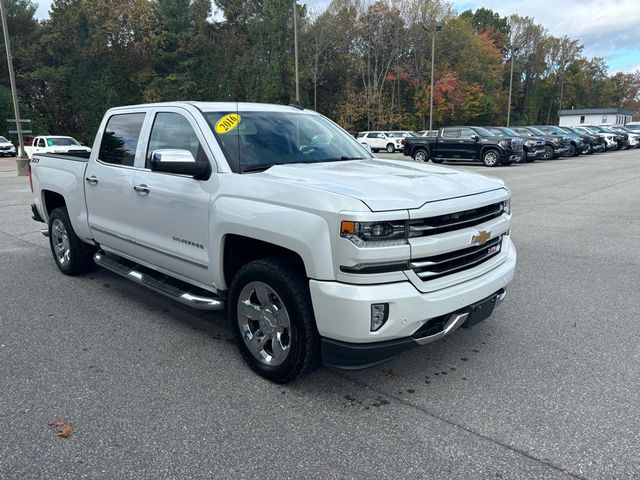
[486, 126, 545, 162]
[510, 127, 570, 159]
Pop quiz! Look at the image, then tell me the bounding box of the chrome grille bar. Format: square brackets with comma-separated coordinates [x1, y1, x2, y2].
[410, 236, 502, 269]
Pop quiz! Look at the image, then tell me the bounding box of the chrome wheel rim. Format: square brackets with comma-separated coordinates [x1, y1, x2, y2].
[386, 144, 394, 153]
[484, 151, 498, 166]
[51, 219, 71, 266]
[415, 151, 426, 162]
[237, 281, 291, 366]
[544, 146, 553, 159]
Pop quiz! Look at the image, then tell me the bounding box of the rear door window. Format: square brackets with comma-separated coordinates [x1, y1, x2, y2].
[98, 113, 146, 167]
[442, 128, 461, 139]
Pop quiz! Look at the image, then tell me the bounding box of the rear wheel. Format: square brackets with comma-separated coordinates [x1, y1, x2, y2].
[413, 148, 428, 162]
[48, 207, 96, 276]
[386, 143, 395, 153]
[229, 258, 319, 383]
[482, 149, 499, 167]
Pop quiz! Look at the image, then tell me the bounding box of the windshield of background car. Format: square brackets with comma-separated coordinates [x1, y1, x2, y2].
[0, 136, 8, 142]
[204, 111, 372, 173]
[513, 128, 533, 137]
[472, 127, 494, 137]
[47, 137, 80, 146]
[528, 127, 546, 135]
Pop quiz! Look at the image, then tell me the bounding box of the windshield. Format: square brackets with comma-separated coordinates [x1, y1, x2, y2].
[527, 127, 546, 136]
[204, 111, 371, 173]
[472, 127, 494, 137]
[499, 127, 518, 137]
[48, 137, 80, 146]
[512, 128, 533, 137]
[0, 136, 8, 143]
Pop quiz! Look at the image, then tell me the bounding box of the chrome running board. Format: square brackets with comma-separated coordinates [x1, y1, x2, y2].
[93, 251, 224, 311]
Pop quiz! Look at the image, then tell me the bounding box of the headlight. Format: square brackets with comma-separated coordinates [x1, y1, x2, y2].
[504, 198, 512, 215]
[499, 140, 510, 148]
[525, 140, 535, 147]
[341, 220, 407, 247]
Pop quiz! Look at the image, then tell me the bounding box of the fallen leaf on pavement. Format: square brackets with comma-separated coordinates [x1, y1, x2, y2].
[382, 369, 399, 377]
[49, 419, 75, 438]
[57, 424, 75, 438]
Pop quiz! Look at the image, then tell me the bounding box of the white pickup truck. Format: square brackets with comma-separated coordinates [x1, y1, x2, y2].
[30, 102, 516, 383]
[24, 135, 91, 159]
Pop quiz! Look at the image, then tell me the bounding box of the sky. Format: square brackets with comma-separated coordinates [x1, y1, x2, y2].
[34, 0, 640, 74]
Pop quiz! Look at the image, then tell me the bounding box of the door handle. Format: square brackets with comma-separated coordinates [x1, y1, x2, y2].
[134, 184, 150, 194]
[85, 176, 98, 185]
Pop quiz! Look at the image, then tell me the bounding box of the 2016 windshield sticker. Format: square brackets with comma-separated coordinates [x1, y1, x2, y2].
[215, 113, 241, 134]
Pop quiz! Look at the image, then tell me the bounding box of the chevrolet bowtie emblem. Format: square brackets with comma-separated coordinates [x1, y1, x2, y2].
[472, 230, 491, 245]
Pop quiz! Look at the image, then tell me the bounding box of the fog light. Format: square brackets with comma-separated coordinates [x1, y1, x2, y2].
[370, 303, 389, 332]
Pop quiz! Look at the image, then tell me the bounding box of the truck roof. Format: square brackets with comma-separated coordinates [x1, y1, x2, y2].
[107, 101, 310, 114]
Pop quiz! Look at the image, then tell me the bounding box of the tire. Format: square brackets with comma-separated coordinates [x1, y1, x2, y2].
[413, 148, 429, 162]
[48, 207, 96, 276]
[229, 257, 319, 384]
[372, 148, 379, 153]
[482, 149, 500, 167]
[386, 143, 395, 153]
[585, 143, 593, 155]
[542, 145, 555, 160]
[566, 144, 576, 157]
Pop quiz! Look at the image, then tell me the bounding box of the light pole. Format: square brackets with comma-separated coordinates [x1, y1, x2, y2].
[293, 1, 300, 102]
[423, 21, 442, 131]
[0, 0, 28, 175]
[506, 45, 519, 127]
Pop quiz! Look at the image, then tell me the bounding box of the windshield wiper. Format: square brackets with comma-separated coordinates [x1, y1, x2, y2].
[318, 156, 367, 162]
[241, 157, 366, 173]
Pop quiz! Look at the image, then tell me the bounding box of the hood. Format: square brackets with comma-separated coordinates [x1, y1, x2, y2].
[259, 159, 505, 212]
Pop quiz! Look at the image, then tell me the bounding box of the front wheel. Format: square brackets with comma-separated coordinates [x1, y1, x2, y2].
[585, 143, 593, 155]
[566, 144, 576, 157]
[543, 145, 555, 160]
[48, 207, 96, 275]
[482, 149, 499, 167]
[386, 143, 395, 153]
[229, 258, 319, 383]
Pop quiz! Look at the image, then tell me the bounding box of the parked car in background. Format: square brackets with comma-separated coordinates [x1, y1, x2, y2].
[574, 126, 617, 151]
[486, 126, 544, 162]
[598, 126, 630, 149]
[529, 125, 585, 157]
[585, 126, 626, 150]
[624, 122, 640, 132]
[24, 135, 91, 159]
[558, 126, 606, 154]
[511, 126, 570, 160]
[416, 130, 438, 137]
[0, 136, 16, 157]
[609, 126, 639, 148]
[402, 126, 523, 166]
[390, 131, 416, 138]
[357, 131, 404, 153]
[30, 101, 516, 382]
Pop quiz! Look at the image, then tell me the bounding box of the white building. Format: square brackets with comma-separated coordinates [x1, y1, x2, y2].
[558, 108, 634, 127]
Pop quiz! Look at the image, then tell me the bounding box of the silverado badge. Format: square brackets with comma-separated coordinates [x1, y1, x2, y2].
[471, 230, 491, 245]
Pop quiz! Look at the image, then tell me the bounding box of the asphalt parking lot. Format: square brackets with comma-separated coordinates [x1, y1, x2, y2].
[1, 150, 640, 479]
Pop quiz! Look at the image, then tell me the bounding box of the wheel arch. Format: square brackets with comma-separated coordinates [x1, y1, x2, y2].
[42, 190, 67, 218]
[222, 234, 306, 290]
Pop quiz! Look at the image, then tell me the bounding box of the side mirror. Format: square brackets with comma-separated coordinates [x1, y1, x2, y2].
[471, 134, 479, 141]
[150, 149, 210, 179]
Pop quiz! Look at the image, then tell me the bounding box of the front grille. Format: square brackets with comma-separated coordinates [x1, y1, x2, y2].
[510, 138, 524, 151]
[409, 202, 505, 237]
[0, 146, 11, 150]
[410, 236, 503, 281]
